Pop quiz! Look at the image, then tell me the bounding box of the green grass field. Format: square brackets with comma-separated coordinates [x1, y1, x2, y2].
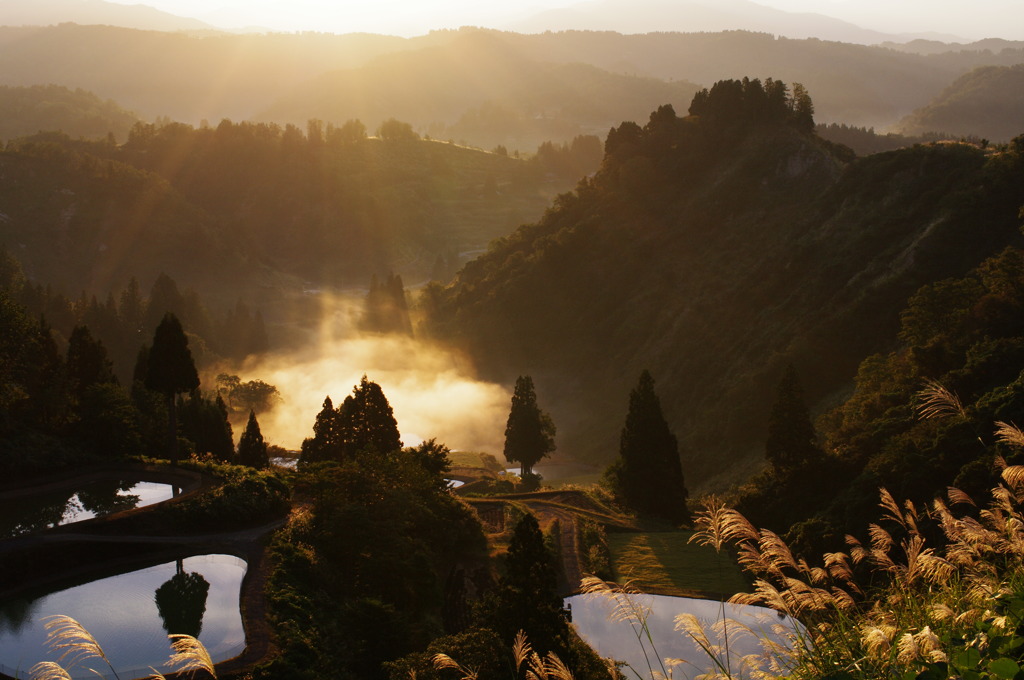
[607, 531, 750, 598]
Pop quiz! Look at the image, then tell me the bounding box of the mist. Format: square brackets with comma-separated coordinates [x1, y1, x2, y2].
[215, 293, 511, 454]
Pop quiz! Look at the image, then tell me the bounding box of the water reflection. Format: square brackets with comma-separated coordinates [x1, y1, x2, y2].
[566, 593, 798, 680]
[154, 562, 210, 638]
[0, 554, 246, 679]
[0, 480, 175, 537]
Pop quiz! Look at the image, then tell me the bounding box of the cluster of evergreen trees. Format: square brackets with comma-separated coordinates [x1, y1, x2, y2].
[9, 263, 268, 383]
[0, 252, 273, 474]
[361, 273, 413, 336]
[298, 376, 404, 466]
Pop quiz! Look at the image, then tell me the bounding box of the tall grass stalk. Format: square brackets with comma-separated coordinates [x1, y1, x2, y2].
[687, 421, 1024, 679]
[27, 618, 216, 680]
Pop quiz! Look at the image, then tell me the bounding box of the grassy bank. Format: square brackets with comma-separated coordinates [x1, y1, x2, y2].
[608, 530, 749, 598]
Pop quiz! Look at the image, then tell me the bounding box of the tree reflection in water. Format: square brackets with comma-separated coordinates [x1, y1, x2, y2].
[154, 561, 210, 638]
[77, 479, 139, 516]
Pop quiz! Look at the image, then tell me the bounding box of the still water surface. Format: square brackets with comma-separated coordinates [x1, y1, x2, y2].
[566, 592, 797, 679]
[0, 479, 177, 537]
[0, 554, 246, 680]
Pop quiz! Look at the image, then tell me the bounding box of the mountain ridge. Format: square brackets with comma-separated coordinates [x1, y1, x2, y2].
[424, 92, 1024, 490]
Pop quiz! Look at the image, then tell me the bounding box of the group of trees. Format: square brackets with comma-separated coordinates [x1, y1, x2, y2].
[0, 252, 273, 473]
[298, 376, 404, 466]
[734, 241, 1024, 556]
[361, 273, 413, 336]
[688, 77, 815, 131]
[502, 371, 691, 524]
[11, 267, 269, 383]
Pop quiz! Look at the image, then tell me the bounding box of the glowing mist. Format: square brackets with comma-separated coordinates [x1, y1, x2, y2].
[213, 293, 511, 453]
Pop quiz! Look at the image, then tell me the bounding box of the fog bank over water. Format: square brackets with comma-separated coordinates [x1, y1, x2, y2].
[219, 294, 511, 454]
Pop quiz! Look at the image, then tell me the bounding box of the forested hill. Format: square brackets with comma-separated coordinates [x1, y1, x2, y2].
[1, 24, 1022, 147]
[423, 80, 1024, 490]
[257, 30, 700, 152]
[0, 84, 139, 143]
[896, 64, 1024, 143]
[0, 122, 587, 301]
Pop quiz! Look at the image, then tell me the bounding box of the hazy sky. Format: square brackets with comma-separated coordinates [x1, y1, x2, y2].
[106, 0, 1023, 40]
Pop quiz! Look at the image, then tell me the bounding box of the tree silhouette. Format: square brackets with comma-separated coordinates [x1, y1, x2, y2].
[338, 376, 402, 459]
[503, 376, 555, 477]
[145, 313, 199, 464]
[483, 513, 567, 655]
[238, 410, 269, 469]
[604, 370, 689, 524]
[765, 364, 821, 474]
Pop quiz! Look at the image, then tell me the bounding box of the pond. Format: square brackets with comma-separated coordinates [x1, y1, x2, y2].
[0, 475, 181, 540]
[0, 554, 247, 680]
[566, 592, 799, 679]
[0, 478, 180, 538]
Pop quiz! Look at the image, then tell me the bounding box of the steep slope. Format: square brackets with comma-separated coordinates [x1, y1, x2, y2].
[895, 64, 1024, 142]
[425, 85, 1024, 490]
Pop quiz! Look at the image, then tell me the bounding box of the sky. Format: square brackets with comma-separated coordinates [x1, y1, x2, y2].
[104, 0, 1024, 41]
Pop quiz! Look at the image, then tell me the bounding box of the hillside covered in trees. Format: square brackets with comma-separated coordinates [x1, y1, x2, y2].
[0, 24, 1022, 148]
[896, 64, 1024, 143]
[0, 119, 592, 301]
[0, 84, 138, 143]
[424, 79, 1024, 490]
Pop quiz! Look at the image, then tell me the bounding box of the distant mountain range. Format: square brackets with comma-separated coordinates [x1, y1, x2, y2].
[0, 0, 215, 32]
[0, 0, 967, 44]
[507, 0, 953, 44]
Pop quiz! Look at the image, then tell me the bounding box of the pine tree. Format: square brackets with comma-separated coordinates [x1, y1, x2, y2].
[604, 370, 689, 524]
[66, 325, 117, 402]
[338, 375, 402, 458]
[484, 513, 567, 654]
[503, 375, 556, 476]
[299, 396, 340, 465]
[145, 313, 199, 464]
[765, 364, 820, 474]
[238, 410, 268, 469]
[299, 377, 402, 466]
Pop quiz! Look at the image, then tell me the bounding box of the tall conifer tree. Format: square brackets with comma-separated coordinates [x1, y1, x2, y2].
[503, 375, 556, 476]
[238, 410, 268, 469]
[605, 370, 689, 523]
[765, 364, 820, 473]
[145, 313, 199, 464]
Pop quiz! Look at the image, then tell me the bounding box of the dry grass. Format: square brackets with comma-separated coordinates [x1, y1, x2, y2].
[27, 615, 216, 680]
[685, 420, 1024, 678]
[916, 379, 967, 421]
[432, 630, 574, 680]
